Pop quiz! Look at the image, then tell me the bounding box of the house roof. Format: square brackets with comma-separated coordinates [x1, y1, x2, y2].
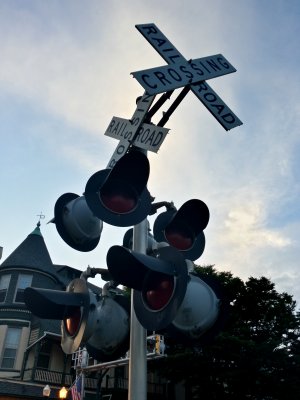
[26, 331, 62, 351]
[0, 223, 58, 278]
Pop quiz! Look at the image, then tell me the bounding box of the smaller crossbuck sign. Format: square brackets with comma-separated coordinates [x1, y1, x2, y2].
[105, 116, 169, 153]
[105, 92, 169, 169]
[132, 54, 236, 95]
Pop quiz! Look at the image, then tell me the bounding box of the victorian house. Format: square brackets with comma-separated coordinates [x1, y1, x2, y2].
[0, 224, 168, 400]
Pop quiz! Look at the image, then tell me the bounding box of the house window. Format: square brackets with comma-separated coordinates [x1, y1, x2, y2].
[0, 274, 11, 302]
[115, 366, 126, 389]
[1, 327, 21, 369]
[37, 341, 52, 369]
[14, 274, 33, 303]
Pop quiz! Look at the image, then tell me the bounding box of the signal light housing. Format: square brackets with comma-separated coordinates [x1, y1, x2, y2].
[122, 227, 156, 253]
[52, 193, 103, 252]
[106, 243, 225, 343]
[107, 245, 188, 331]
[24, 279, 130, 361]
[153, 199, 210, 261]
[165, 273, 225, 343]
[85, 151, 152, 227]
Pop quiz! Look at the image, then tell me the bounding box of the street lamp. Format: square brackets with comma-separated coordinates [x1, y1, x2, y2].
[43, 385, 51, 398]
[59, 387, 68, 399]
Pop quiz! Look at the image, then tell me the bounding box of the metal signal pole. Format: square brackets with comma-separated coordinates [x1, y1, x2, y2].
[128, 218, 148, 399]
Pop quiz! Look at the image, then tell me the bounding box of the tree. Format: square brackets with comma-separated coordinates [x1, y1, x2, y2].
[152, 266, 300, 400]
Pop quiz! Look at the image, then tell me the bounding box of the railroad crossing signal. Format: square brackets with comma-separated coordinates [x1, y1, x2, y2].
[135, 23, 242, 131]
[34, 23, 242, 400]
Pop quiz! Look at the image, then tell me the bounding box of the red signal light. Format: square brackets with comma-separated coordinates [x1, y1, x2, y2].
[143, 272, 175, 311]
[65, 307, 82, 336]
[100, 180, 137, 214]
[85, 151, 152, 227]
[165, 225, 193, 250]
[153, 199, 209, 261]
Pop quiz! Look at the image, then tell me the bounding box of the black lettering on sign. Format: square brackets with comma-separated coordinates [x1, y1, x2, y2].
[136, 94, 154, 114]
[131, 117, 140, 126]
[204, 92, 217, 103]
[222, 113, 236, 123]
[116, 144, 126, 155]
[194, 82, 208, 93]
[145, 131, 155, 145]
[142, 74, 157, 89]
[136, 94, 155, 118]
[141, 128, 151, 143]
[135, 127, 142, 142]
[136, 126, 146, 143]
[112, 120, 127, 137]
[152, 131, 163, 147]
[168, 68, 182, 82]
[206, 59, 221, 72]
[199, 62, 210, 73]
[142, 93, 154, 103]
[142, 25, 157, 35]
[193, 82, 237, 125]
[217, 57, 230, 69]
[112, 121, 119, 134]
[153, 37, 167, 47]
[180, 65, 194, 79]
[190, 62, 204, 76]
[126, 130, 133, 140]
[124, 130, 132, 140]
[169, 54, 181, 63]
[139, 24, 181, 64]
[107, 119, 115, 132]
[211, 104, 225, 115]
[108, 160, 115, 168]
[135, 126, 165, 150]
[154, 71, 172, 86]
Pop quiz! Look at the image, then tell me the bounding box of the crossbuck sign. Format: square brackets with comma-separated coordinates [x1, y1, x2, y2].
[105, 23, 242, 168]
[134, 23, 242, 131]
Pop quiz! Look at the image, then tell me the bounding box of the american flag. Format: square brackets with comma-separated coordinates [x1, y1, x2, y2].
[71, 375, 82, 400]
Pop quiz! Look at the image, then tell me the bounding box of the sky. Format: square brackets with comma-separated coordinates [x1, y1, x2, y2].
[0, 0, 299, 307]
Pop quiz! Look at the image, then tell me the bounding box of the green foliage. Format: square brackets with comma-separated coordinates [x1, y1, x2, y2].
[154, 265, 300, 399]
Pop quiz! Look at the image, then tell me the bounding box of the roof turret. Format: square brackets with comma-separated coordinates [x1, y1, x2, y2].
[0, 222, 58, 277]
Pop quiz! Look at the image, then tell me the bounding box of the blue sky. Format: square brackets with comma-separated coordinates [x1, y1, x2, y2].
[0, 0, 300, 306]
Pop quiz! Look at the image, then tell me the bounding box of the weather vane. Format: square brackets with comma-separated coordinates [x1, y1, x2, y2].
[36, 212, 45, 227]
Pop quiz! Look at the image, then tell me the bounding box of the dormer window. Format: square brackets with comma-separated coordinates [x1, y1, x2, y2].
[14, 274, 33, 303]
[0, 274, 11, 303]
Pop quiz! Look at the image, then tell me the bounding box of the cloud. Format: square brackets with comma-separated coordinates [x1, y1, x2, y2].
[224, 201, 292, 249]
[1, 0, 300, 306]
[0, 2, 144, 135]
